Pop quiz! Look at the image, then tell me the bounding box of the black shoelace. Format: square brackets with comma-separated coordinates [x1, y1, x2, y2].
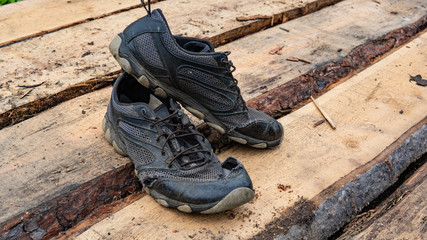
[141, 0, 151, 16]
[221, 51, 248, 111]
[141, 103, 210, 169]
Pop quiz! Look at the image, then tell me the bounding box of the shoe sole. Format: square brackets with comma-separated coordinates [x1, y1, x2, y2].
[148, 186, 255, 214]
[109, 35, 282, 148]
[102, 114, 254, 213]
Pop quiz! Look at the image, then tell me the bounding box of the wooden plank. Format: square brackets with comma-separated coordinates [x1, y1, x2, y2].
[0, 87, 125, 225]
[76, 32, 427, 240]
[0, 0, 341, 116]
[339, 161, 427, 240]
[354, 181, 427, 239]
[0, 1, 426, 239]
[2, 0, 425, 123]
[0, 0, 142, 46]
[2, 9, 426, 134]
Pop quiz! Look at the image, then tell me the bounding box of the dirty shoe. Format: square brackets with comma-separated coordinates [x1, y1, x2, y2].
[102, 72, 254, 213]
[109, 4, 283, 148]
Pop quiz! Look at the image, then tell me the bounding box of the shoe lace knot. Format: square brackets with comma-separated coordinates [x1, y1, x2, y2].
[141, 102, 211, 169]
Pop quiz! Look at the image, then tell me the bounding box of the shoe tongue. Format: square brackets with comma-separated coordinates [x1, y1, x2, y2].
[153, 104, 170, 119]
[182, 41, 212, 53]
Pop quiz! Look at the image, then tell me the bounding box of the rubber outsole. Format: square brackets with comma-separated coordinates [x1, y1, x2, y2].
[109, 35, 282, 148]
[148, 187, 255, 214]
[102, 114, 254, 213]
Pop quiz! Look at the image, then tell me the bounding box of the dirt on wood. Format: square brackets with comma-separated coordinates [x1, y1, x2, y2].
[248, 198, 316, 239]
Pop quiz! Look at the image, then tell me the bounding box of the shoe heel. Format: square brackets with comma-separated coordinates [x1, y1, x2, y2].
[102, 115, 127, 157]
[109, 35, 133, 75]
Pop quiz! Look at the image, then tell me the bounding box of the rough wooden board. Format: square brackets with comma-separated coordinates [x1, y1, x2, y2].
[231, 0, 427, 100]
[0, 0, 333, 115]
[338, 160, 427, 240]
[76, 32, 427, 240]
[352, 167, 427, 240]
[0, 87, 125, 224]
[0, 0, 424, 235]
[2, 0, 425, 118]
[3, 26, 426, 240]
[0, 0, 142, 46]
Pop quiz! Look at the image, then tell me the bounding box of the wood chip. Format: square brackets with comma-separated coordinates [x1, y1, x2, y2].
[236, 15, 270, 22]
[313, 119, 326, 128]
[20, 89, 33, 99]
[17, 81, 45, 88]
[286, 57, 312, 64]
[310, 96, 336, 129]
[269, 46, 284, 55]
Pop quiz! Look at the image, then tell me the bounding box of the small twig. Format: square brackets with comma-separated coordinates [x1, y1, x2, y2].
[313, 119, 326, 128]
[269, 46, 284, 55]
[279, 27, 290, 32]
[17, 81, 45, 88]
[20, 89, 34, 99]
[286, 57, 312, 64]
[310, 96, 336, 129]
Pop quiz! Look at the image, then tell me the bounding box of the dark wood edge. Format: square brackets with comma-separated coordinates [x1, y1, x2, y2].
[247, 14, 427, 118]
[0, 0, 343, 131]
[0, 163, 142, 240]
[249, 117, 427, 239]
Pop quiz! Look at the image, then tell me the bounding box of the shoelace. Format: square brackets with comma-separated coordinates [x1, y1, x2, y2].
[141, 103, 211, 169]
[141, 0, 151, 16]
[221, 51, 248, 111]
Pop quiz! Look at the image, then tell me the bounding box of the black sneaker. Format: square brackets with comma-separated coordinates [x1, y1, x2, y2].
[109, 6, 283, 148]
[102, 72, 254, 213]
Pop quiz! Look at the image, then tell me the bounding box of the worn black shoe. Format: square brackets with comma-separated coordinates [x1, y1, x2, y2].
[102, 72, 254, 213]
[109, 5, 283, 148]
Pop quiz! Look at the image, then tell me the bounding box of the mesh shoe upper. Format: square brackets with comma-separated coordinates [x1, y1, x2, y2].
[116, 9, 283, 146]
[106, 73, 253, 205]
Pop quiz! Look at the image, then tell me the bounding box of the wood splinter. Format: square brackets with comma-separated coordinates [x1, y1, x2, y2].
[310, 96, 336, 129]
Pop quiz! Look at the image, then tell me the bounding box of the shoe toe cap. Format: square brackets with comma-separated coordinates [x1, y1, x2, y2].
[235, 119, 283, 142]
[150, 167, 253, 206]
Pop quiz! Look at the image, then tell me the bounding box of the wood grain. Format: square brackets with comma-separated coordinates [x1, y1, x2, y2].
[346, 162, 427, 240]
[1, 0, 425, 118]
[0, 0, 143, 46]
[77, 32, 427, 240]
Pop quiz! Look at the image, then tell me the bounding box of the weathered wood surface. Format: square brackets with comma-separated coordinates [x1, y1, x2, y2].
[76, 32, 427, 240]
[355, 181, 426, 240]
[340, 161, 427, 240]
[0, 0, 142, 46]
[0, 0, 339, 116]
[1, 0, 425, 118]
[1, 1, 426, 237]
[0, 88, 125, 224]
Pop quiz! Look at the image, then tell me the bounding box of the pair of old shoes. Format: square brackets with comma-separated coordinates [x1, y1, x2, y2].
[103, 4, 283, 213]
